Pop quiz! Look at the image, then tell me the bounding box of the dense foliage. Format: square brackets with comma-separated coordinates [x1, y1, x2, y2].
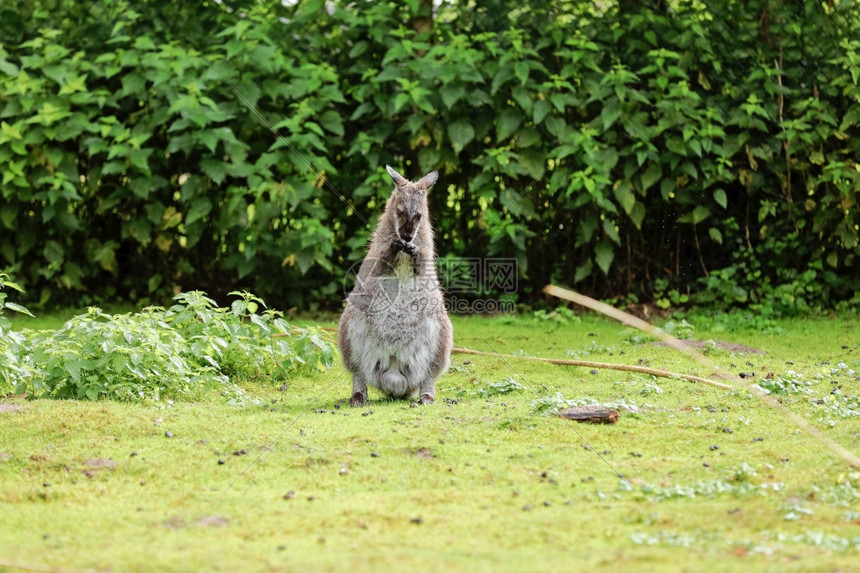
[0, 280, 334, 401]
[0, 0, 858, 313]
[0, 273, 34, 392]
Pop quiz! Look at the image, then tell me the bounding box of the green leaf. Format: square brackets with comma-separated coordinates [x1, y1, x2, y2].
[533, 100, 552, 125]
[392, 92, 410, 114]
[448, 121, 475, 153]
[126, 218, 152, 244]
[602, 218, 620, 244]
[512, 86, 533, 113]
[514, 61, 529, 85]
[0, 204, 17, 230]
[574, 258, 592, 283]
[678, 206, 711, 224]
[688, 139, 702, 157]
[594, 241, 614, 275]
[1, 121, 24, 141]
[319, 110, 344, 136]
[440, 85, 465, 109]
[666, 137, 687, 156]
[640, 163, 661, 193]
[497, 109, 522, 142]
[518, 149, 545, 180]
[708, 227, 723, 244]
[349, 41, 369, 59]
[660, 178, 675, 199]
[630, 202, 646, 229]
[133, 36, 156, 51]
[186, 197, 212, 225]
[516, 127, 541, 149]
[201, 158, 227, 185]
[491, 67, 513, 95]
[3, 302, 34, 317]
[197, 131, 219, 153]
[0, 59, 19, 76]
[713, 188, 728, 209]
[613, 180, 636, 214]
[601, 103, 623, 130]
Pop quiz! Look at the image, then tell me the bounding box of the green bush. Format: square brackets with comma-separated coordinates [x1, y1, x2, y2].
[0, 273, 34, 394]
[6, 289, 334, 402]
[0, 0, 857, 312]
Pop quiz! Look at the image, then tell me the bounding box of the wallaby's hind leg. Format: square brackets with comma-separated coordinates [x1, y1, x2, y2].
[350, 375, 368, 407]
[419, 377, 435, 405]
[339, 309, 368, 407]
[419, 314, 452, 405]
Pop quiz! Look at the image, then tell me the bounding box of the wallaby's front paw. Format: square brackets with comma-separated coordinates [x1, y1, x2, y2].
[349, 392, 366, 407]
[395, 238, 417, 256]
[419, 393, 435, 405]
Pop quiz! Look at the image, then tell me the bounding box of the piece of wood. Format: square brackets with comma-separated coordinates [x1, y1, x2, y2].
[558, 406, 619, 424]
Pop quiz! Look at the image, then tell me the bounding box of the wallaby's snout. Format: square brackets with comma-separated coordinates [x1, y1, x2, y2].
[399, 222, 415, 243]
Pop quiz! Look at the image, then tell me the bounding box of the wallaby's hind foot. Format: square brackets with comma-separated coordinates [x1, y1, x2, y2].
[350, 392, 366, 407]
[419, 393, 435, 405]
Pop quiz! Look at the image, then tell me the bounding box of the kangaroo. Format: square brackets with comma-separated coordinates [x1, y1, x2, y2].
[338, 165, 453, 406]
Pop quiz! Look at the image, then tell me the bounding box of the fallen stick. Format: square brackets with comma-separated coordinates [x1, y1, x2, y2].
[452, 346, 733, 390]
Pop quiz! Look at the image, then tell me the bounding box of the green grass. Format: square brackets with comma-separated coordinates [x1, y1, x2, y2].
[2, 310, 859, 572]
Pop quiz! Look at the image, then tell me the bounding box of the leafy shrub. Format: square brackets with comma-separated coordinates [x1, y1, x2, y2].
[26, 307, 226, 401]
[14, 291, 334, 402]
[0, 0, 857, 310]
[160, 290, 333, 379]
[0, 273, 34, 394]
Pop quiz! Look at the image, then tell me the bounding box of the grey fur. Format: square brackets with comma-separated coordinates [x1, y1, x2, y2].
[338, 165, 453, 406]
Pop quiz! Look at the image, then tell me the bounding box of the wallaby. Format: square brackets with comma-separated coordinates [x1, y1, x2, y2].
[338, 165, 453, 406]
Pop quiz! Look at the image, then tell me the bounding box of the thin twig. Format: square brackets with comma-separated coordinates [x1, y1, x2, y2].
[452, 346, 734, 390]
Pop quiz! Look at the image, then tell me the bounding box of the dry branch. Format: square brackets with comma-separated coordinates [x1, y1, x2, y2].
[451, 347, 733, 390]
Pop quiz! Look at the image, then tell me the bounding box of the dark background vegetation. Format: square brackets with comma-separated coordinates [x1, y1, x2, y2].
[0, 0, 858, 314]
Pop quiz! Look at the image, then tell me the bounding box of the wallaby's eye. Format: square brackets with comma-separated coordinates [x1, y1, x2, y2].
[414, 213, 422, 222]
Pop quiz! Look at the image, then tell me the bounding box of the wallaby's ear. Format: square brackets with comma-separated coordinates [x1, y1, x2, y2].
[386, 164, 407, 187]
[417, 170, 439, 191]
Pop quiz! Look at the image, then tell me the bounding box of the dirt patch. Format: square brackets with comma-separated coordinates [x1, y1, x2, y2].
[160, 515, 229, 529]
[413, 447, 435, 459]
[84, 458, 117, 468]
[195, 515, 229, 528]
[82, 457, 117, 478]
[651, 339, 765, 355]
[0, 403, 22, 414]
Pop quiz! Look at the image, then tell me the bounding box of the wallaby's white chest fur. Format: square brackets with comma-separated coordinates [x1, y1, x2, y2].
[392, 251, 414, 279]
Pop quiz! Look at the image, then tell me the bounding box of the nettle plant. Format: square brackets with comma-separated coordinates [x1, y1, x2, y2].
[7, 289, 333, 402]
[0, 273, 35, 394]
[159, 291, 334, 381]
